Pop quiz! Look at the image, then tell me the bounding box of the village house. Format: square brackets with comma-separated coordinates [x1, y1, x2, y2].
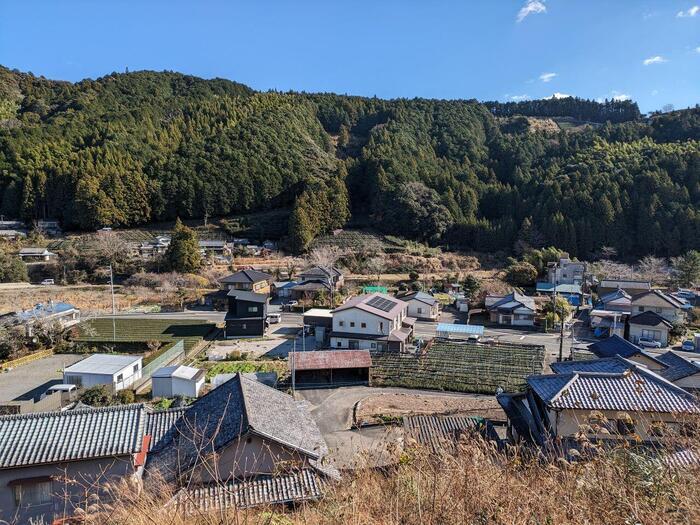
[224, 290, 268, 337]
[546, 254, 586, 286]
[219, 269, 273, 295]
[397, 291, 440, 321]
[587, 335, 667, 372]
[330, 293, 413, 352]
[598, 279, 651, 297]
[499, 362, 699, 447]
[289, 349, 372, 387]
[290, 266, 344, 300]
[272, 280, 297, 299]
[138, 235, 171, 257]
[656, 351, 700, 391]
[485, 291, 536, 326]
[63, 354, 143, 391]
[628, 310, 673, 347]
[1, 301, 80, 337]
[535, 282, 585, 307]
[17, 247, 56, 262]
[598, 288, 632, 313]
[629, 289, 685, 323]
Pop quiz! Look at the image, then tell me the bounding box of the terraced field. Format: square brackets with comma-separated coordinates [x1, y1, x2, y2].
[73, 318, 216, 354]
[370, 340, 545, 395]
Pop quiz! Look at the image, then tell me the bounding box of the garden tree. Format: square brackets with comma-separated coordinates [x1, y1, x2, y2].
[463, 274, 482, 301]
[0, 326, 23, 360]
[505, 261, 538, 287]
[307, 245, 346, 270]
[93, 231, 131, 271]
[0, 250, 28, 283]
[80, 385, 113, 407]
[542, 296, 572, 323]
[365, 256, 386, 284]
[164, 219, 201, 273]
[589, 259, 635, 280]
[522, 246, 564, 276]
[672, 250, 700, 287]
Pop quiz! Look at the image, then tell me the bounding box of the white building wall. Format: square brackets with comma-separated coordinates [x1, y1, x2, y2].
[330, 337, 381, 351]
[63, 361, 142, 391]
[333, 310, 391, 336]
[406, 299, 438, 320]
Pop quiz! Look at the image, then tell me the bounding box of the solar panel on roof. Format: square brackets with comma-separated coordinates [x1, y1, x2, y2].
[366, 296, 396, 312]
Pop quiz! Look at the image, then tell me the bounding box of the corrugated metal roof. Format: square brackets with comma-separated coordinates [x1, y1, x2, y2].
[529, 368, 700, 414]
[151, 365, 202, 380]
[0, 404, 145, 468]
[403, 414, 488, 454]
[588, 335, 644, 359]
[64, 354, 142, 375]
[173, 469, 325, 512]
[289, 350, 372, 371]
[436, 323, 484, 335]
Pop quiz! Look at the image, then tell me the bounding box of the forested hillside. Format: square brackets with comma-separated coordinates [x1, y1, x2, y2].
[0, 66, 698, 256]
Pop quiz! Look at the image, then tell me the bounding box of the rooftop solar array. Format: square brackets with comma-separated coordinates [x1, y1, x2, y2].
[366, 296, 397, 312]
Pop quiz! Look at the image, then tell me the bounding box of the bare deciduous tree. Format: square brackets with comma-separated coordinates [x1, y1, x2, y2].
[636, 256, 670, 285]
[364, 256, 386, 284]
[306, 245, 346, 270]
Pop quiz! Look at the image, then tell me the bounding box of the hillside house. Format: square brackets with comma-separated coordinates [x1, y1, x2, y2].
[398, 291, 440, 321]
[138, 235, 171, 257]
[18, 247, 56, 262]
[485, 291, 536, 326]
[630, 289, 685, 323]
[220, 269, 273, 295]
[63, 354, 143, 391]
[330, 293, 413, 352]
[225, 290, 268, 337]
[290, 266, 344, 300]
[598, 279, 651, 297]
[2, 301, 80, 337]
[546, 254, 586, 285]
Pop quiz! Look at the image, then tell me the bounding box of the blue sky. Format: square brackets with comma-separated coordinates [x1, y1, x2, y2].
[1, 1, 698, 113]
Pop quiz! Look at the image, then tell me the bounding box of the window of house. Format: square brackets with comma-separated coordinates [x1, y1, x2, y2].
[337, 341, 342, 347]
[133, 364, 139, 374]
[615, 417, 635, 436]
[417, 307, 423, 314]
[13, 480, 52, 506]
[638, 306, 645, 312]
[371, 343, 376, 349]
[350, 322, 355, 328]
[116, 374, 123, 383]
[339, 321, 344, 327]
[655, 307, 662, 314]
[642, 329, 661, 341]
[380, 322, 384, 332]
[248, 306, 259, 313]
[242, 323, 247, 330]
[361, 322, 366, 328]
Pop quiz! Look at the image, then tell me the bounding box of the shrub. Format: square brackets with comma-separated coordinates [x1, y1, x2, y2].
[505, 261, 538, 287]
[116, 389, 135, 404]
[80, 385, 113, 407]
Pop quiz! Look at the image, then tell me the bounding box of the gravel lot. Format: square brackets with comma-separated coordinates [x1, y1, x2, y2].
[0, 354, 84, 401]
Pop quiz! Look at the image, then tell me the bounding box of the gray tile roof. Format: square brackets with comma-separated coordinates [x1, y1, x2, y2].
[146, 373, 328, 481]
[657, 351, 700, 382]
[400, 291, 438, 306]
[550, 356, 635, 375]
[488, 291, 535, 312]
[172, 469, 325, 512]
[145, 407, 186, 451]
[403, 414, 494, 454]
[629, 310, 673, 328]
[226, 289, 269, 302]
[630, 289, 685, 309]
[220, 269, 272, 284]
[0, 404, 146, 469]
[528, 367, 699, 414]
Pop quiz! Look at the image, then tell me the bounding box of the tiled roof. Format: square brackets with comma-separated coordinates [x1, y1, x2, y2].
[289, 350, 372, 371]
[630, 289, 685, 309]
[629, 310, 673, 328]
[657, 351, 700, 382]
[299, 266, 342, 279]
[226, 289, 268, 302]
[144, 407, 186, 451]
[400, 291, 438, 306]
[528, 367, 699, 414]
[488, 291, 535, 312]
[0, 404, 145, 469]
[550, 356, 635, 375]
[220, 269, 272, 284]
[172, 469, 325, 512]
[588, 335, 643, 359]
[403, 414, 493, 454]
[599, 288, 631, 304]
[146, 374, 327, 480]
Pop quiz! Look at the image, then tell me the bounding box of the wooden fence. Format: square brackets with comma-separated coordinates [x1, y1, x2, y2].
[0, 348, 54, 370]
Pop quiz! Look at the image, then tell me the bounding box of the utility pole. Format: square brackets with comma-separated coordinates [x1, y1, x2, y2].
[109, 264, 116, 315]
[291, 337, 296, 395]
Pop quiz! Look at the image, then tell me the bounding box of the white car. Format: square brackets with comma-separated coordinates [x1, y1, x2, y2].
[267, 313, 282, 324]
[41, 384, 77, 400]
[40, 279, 55, 285]
[638, 338, 662, 349]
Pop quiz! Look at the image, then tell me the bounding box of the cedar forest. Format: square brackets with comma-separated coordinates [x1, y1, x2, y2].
[0, 66, 698, 256]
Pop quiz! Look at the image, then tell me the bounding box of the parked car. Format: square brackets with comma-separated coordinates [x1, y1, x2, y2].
[284, 300, 298, 311]
[40, 278, 55, 285]
[267, 313, 282, 324]
[638, 338, 662, 349]
[681, 340, 696, 352]
[41, 384, 77, 400]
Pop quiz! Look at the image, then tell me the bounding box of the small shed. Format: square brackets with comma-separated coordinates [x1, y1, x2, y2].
[303, 308, 333, 342]
[151, 365, 205, 398]
[436, 323, 485, 340]
[63, 354, 143, 391]
[289, 350, 372, 387]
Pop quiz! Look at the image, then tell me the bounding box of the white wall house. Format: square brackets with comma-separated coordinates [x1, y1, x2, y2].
[151, 365, 205, 398]
[63, 354, 143, 391]
[485, 292, 536, 326]
[547, 254, 586, 285]
[399, 292, 440, 321]
[630, 290, 685, 323]
[330, 293, 412, 352]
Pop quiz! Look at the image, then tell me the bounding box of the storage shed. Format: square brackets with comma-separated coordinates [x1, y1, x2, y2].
[63, 354, 143, 391]
[289, 350, 371, 386]
[151, 365, 205, 398]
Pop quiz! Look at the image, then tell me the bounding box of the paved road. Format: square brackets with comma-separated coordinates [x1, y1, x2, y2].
[0, 354, 84, 401]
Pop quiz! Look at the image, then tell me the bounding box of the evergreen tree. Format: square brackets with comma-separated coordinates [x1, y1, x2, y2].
[0, 251, 28, 283]
[673, 250, 700, 287]
[164, 218, 201, 273]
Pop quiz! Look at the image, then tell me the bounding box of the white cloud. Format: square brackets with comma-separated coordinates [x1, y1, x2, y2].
[643, 55, 667, 65]
[517, 0, 546, 22]
[696, 46, 700, 54]
[508, 94, 530, 102]
[651, 89, 659, 96]
[546, 92, 572, 99]
[539, 72, 557, 82]
[611, 90, 631, 101]
[677, 5, 699, 17]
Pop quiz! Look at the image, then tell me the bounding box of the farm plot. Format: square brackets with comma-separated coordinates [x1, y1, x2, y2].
[370, 340, 545, 395]
[73, 318, 216, 354]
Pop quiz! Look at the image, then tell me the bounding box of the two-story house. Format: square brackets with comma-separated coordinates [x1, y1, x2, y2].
[220, 269, 273, 295]
[630, 289, 685, 323]
[598, 279, 651, 297]
[547, 254, 586, 285]
[330, 293, 413, 352]
[290, 266, 344, 300]
[225, 290, 269, 337]
[485, 291, 536, 326]
[397, 291, 440, 321]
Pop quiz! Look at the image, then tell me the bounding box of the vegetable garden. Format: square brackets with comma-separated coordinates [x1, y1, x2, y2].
[370, 340, 545, 395]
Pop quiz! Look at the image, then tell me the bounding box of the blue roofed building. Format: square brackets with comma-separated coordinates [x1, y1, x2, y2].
[587, 335, 666, 372]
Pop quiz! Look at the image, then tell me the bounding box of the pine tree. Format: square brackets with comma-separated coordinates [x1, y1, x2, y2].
[165, 218, 202, 273]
